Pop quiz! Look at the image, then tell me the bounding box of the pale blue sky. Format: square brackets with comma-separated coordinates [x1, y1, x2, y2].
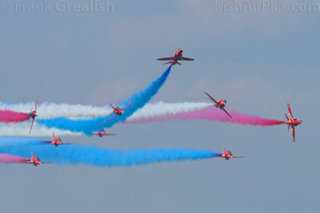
[0, 0, 319, 212]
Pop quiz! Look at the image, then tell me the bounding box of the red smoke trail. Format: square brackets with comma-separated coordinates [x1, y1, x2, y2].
[0, 153, 27, 163]
[127, 107, 285, 126]
[0, 110, 30, 123]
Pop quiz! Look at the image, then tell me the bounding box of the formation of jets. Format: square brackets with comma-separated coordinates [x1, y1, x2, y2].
[16, 49, 302, 166]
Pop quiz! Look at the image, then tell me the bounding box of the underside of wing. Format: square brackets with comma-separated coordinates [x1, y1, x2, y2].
[233, 156, 245, 159]
[41, 141, 52, 145]
[157, 57, 174, 61]
[204, 91, 218, 104]
[222, 108, 232, 119]
[123, 102, 133, 110]
[62, 142, 73, 145]
[292, 127, 295, 143]
[102, 114, 116, 123]
[29, 119, 35, 135]
[180, 57, 194, 61]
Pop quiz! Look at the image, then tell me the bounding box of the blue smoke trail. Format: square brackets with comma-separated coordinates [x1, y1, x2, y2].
[36, 66, 172, 135]
[0, 138, 48, 146]
[0, 138, 221, 167]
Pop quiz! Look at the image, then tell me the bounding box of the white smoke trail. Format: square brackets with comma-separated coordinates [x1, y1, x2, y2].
[0, 101, 211, 119]
[0, 123, 82, 137]
[0, 102, 111, 119]
[0, 102, 211, 136]
[128, 101, 211, 119]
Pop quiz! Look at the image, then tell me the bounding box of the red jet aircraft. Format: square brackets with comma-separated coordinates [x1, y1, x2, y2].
[285, 103, 302, 143]
[157, 49, 194, 65]
[28, 96, 38, 135]
[204, 91, 232, 119]
[42, 132, 71, 147]
[213, 147, 244, 160]
[93, 129, 115, 137]
[102, 102, 133, 123]
[24, 151, 50, 166]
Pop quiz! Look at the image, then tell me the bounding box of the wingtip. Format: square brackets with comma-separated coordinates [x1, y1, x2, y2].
[203, 91, 211, 98]
[102, 117, 110, 123]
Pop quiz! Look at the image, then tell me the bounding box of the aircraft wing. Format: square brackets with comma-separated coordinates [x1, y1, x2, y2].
[123, 102, 133, 110]
[292, 127, 295, 143]
[62, 143, 72, 145]
[180, 57, 194, 61]
[222, 108, 232, 119]
[35, 96, 38, 111]
[40, 141, 52, 145]
[41, 161, 52, 164]
[210, 153, 223, 158]
[109, 103, 115, 109]
[101, 110, 114, 122]
[29, 119, 35, 135]
[204, 92, 218, 104]
[23, 161, 34, 164]
[233, 156, 245, 159]
[102, 114, 116, 123]
[157, 57, 174, 61]
[287, 103, 294, 119]
[22, 159, 39, 164]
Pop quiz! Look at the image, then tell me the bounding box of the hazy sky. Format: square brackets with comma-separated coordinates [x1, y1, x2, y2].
[0, 0, 319, 212]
